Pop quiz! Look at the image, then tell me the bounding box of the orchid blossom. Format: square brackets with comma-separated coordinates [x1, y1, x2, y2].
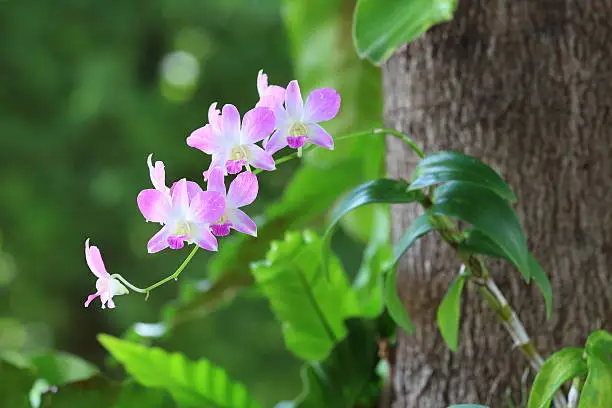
[256, 69, 285, 109]
[137, 157, 225, 253]
[206, 167, 258, 237]
[84, 239, 128, 309]
[264, 80, 340, 154]
[187, 104, 276, 175]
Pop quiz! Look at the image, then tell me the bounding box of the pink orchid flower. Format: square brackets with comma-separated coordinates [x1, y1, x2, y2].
[84, 239, 128, 309]
[137, 157, 225, 253]
[206, 168, 258, 237]
[256, 70, 285, 109]
[187, 103, 276, 175]
[264, 80, 341, 154]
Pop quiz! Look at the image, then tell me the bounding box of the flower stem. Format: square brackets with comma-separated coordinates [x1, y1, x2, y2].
[143, 245, 200, 293]
[110, 274, 147, 293]
[374, 128, 426, 158]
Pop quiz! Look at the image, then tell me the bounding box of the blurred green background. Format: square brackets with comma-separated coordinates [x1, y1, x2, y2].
[0, 0, 382, 405]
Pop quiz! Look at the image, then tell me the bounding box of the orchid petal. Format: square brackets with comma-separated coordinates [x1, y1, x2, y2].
[206, 167, 226, 195]
[208, 102, 222, 132]
[84, 292, 100, 308]
[285, 80, 304, 119]
[303, 88, 341, 123]
[189, 191, 225, 224]
[85, 239, 108, 279]
[170, 180, 202, 202]
[241, 107, 275, 144]
[137, 189, 171, 223]
[246, 144, 275, 171]
[229, 209, 257, 237]
[171, 179, 190, 212]
[147, 154, 167, 192]
[227, 171, 258, 208]
[257, 70, 268, 97]
[221, 104, 241, 144]
[192, 224, 218, 251]
[148, 225, 171, 253]
[264, 129, 288, 155]
[307, 124, 334, 150]
[187, 124, 223, 154]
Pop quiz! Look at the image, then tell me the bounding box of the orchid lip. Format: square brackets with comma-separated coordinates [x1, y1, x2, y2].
[211, 222, 232, 236]
[287, 136, 306, 149]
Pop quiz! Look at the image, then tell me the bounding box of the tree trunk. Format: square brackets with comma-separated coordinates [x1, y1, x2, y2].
[383, 1, 612, 406]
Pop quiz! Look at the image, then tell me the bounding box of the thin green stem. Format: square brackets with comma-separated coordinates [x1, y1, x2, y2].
[143, 245, 200, 293]
[110, 274, 147, 293]
[375, 128, 426, 158]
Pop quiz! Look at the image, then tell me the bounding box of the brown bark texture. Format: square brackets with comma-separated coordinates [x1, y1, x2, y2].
[383, 1, 612, 407]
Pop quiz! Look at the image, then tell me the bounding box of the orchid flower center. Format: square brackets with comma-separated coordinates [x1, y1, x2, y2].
[289, 123, 308, 137]
[174, 221, 191, 237]
[230, 145, 248, 161]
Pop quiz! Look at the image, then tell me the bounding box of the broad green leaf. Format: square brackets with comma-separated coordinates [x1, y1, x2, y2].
[385, 268, 415, 333]
[326, 179, 424, 236]
[390, 213, 434, 267]
[437, 276, 466, 352]
[114, 383, 168, 408]
[527, 347, 587, 408]
[410, 151, 517, 202]
[31, 351, 98, 386]
[353, 0, 458, 65]
[251, 231, 360, 361]
[460, 229, 553, 318]
[431, 181, 530, 280]
[99, 335, 263, 408]
[41, 377, 121, 408]
[286, 319, 380, 408]
[580, 331, 612, 408]
[0, 360, 35, 408]
[353, 206, 392, 317]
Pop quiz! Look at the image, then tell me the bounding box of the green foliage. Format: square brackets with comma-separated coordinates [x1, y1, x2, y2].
[251, 231, 360, 361]
[580, 331, 612, 408]
[41, 377, 121, 408]
[528, 347, 587, 408]
[409, 151, 518, 202]
[431, 181, 531, 280]
[99, 334, 262, 408]
[436, 275, 466, 352]
[384, 268, 415, 333]
[279, 320, 379, 408]
[0, 360, 35, 408]
[460, 229, 553, 318]
[353, 0, 458, 65]
[390, 213, 434, 266]
[31, 352, 98, 386]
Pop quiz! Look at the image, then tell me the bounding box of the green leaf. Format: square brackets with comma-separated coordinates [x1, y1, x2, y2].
[580, 331, 612, 408]
[326, 179, 424, 236]
[41, 377, 121, 408]
[436, 275, 466, 352]
[113, 383, 168, 408]
[431, 181, 530, 280]
[410, 151, 517, 202]
[527, 347, 587, 408]
[353, 0, 458, 65]
[98, 334, 263, 408]
[460, 229, 553, 318]
[385, 268, 415, 333]
[287, 319, 379, 408]
[251, 231, 360, 361]
[31, 352, 98, 386]
[0, 360, 36, 408]
[390, 213, 434, 267]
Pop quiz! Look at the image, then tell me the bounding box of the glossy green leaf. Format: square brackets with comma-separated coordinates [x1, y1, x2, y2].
[31, 351, 98, 386]
[353, 0, 458, 65]
[390, 213, 434, 267]
[580, 331, 612, 408]
[385, 268, 415, 333]
[0, 360, 35, 408]
[326, 179, 424, 236]
[285, 319, 379, 408]
[437, 276, 466, 352]
[410, 151, 517, 202]
[99, 335, 262, 408]
[460, 229, 553, 318]
[431, 181, 530, 280]
[251, 231, 360, 361]
[527, 347, 587, 408]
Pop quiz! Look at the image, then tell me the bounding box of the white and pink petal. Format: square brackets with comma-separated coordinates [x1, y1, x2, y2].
[303, 88, 341, 123]
[227, 171, 258, 208]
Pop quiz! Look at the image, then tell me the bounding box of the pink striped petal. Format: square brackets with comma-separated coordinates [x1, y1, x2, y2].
[171, 179, 190, 212]
[85, 239, 108, 279]
[170, 180, 202, 202]
[147, 154, 167, 192]
[303, 88, 341, 123]
[257, 70, 268, 97]
[221, 104, 241, 144]
[264, 129, 288, 155]
[241, 107, 275, 144]
[85, 291, 101, 308]
[147, 225, 170, 253]
[227, 171, 258, 208]
[189, 191, 225, 224]
[246, 144, 275, 171]
[208, 102, 222, 132]
[137, 189, 171, 223]
[229, 209, 257, 237]
[206, 167, 226, 196]
[307, 124, 334, 150]
[192, 224, 218, 251]
[187, 124, 223, 154]
[285, 80, 304, 119]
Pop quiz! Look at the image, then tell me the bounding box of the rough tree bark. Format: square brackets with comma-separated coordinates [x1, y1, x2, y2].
[384, 1, 612, 407]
